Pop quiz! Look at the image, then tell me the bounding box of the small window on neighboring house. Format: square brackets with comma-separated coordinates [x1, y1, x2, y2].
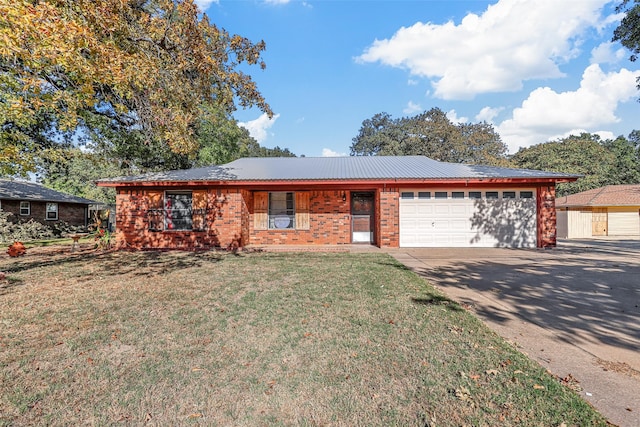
[20, 201, 30, 216]
[269, 192, 295, 229]
[469, 191, 482, 199]
[165, 192, 193, 230]
[46, 203, 58, 220]
[418, 192, 431, 199]
[452, 191, 465, 199]
[435, 192, 448, 199]
[520, 191, 534, 199]
[486, 191, 499, 199]
[503, 191, 516, 199]
[401, 192, 414, 199]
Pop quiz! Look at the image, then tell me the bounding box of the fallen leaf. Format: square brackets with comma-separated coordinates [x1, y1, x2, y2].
[188, 413, 202, 419]
[533, 384, 545, 390]
[469, 374, 481, 381]
[486, 369, 499, 375]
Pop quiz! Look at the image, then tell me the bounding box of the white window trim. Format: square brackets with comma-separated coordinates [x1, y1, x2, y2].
[20, 201, 30, 216]
[46, 202, 58, 220]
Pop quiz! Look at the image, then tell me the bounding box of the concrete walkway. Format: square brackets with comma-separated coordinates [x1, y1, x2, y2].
[387, 240, 640, 427]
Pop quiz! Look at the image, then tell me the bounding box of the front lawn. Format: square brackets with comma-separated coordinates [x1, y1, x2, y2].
[0, 247, 607, 426]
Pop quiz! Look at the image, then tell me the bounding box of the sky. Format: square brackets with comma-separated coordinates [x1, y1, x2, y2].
[195, 0, 640, 157]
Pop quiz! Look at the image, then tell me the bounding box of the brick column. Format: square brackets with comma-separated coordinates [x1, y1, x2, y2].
[537, 185, 556, 248]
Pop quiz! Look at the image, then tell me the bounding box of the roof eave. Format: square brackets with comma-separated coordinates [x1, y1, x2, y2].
[99, 176, 574, 188]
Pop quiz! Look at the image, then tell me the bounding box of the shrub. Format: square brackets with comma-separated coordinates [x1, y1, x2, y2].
[0, 211, 84, 243]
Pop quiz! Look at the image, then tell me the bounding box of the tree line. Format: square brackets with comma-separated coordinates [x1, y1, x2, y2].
[350, 108, 640, 197]
[1, 0, 639, 203]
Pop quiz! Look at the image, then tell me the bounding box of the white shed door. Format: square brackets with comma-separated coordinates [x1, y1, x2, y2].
[608, 208, 640, 236]
[399, 189, 537, 248]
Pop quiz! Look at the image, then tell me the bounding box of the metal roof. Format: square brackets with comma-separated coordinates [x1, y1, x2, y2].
[98, 156, 579, 184]
[556, 184, 640, 207]
[0, 180, 99, 204]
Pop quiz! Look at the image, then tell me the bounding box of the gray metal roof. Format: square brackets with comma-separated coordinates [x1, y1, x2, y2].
[98, 156, 579, 184]
[0, 180, 99, 204]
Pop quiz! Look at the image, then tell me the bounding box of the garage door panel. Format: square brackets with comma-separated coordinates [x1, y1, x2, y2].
[399, 189, 537, 248]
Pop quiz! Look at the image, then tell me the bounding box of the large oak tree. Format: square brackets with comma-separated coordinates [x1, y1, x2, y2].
[350, 108, 509, 166]
[0, 0, 272, 176]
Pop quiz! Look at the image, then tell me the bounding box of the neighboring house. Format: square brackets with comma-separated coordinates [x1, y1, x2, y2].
[97, 156, 578, 250]
[0, 179, 98, 228]
[556, 184, 640, 239]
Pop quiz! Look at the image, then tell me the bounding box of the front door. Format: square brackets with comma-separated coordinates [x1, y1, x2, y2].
[351, 192, 374, 243]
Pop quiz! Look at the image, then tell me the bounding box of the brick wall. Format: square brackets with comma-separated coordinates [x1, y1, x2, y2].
[1, 199, 87, 227]
[378, 188, 399, 247]
[250, 190, 351, 245]
[537, 185, 557, 248]
[114, 188, 243, 250]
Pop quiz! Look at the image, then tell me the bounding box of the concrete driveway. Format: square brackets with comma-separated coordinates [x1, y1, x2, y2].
[387, 239, 640, 427]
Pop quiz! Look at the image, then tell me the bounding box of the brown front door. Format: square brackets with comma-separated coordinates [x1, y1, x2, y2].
[351, 192, 374, 243]
[592, 208, 608, 236]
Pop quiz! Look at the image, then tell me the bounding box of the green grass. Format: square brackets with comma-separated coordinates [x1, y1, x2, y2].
[0, 248, 607, 426]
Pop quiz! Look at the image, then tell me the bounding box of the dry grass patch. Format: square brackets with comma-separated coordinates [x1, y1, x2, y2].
[0, 246, 607, 426]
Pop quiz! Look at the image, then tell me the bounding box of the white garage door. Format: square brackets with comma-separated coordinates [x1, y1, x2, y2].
[608, 207, 640, 236]
[399, 189, 537, 248]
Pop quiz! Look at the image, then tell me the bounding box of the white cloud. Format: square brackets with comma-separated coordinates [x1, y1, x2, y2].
[446, 109, 468, 124]
[497, 64, 640, 153]
[194, 0, 218, 12]
[264, 0, 291, 4]
[238, 113, 280, 143]
[357, 0, 610, 99]
[322, 148, 347, 157]
[403, 101, 422, 114]
[475, 106, 503, 123]
[590, 42, 626, 64]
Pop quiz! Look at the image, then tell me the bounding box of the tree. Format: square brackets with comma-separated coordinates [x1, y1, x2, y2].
[0, 0, 272, 176]
[510, 132, 640, 196]
[350, 108, 509, 166]
[613, 0, 640, 93]
[37, 147, 121, 204]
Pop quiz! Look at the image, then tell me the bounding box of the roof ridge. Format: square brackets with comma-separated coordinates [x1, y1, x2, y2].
[586, 185, 609, 205]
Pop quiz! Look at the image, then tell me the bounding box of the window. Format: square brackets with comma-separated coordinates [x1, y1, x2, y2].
[401, 192, 414, 199]
[418, 192, 431, 199]
[452, 191, 465, 199]
[46, 203, 58, 220]
[269, 192, 294, 229]
[435, 191, 448, 199]
[469, 191, 482, 199]
[486, 191, 499, 199]
[165, 192, 192, 230]
[20, 201, 30, 216]
[503, 191, 516, 199]
[520, 191, 534, 199]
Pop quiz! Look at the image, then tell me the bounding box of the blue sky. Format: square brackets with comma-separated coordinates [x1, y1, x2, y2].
[196, 0, 640, 157]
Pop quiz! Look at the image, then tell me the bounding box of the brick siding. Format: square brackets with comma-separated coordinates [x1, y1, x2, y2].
[377, 188, 399, 247]
[250, 190, 351, 245]
[111, 184, 556, 250]
[537, 185, 557, 248]
[1, 199, 87, 227]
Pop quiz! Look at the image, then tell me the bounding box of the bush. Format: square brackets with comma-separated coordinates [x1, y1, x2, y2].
[0, 211, 84, 244]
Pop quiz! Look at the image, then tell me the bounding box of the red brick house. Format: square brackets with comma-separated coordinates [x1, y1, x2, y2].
[97, 156, 578, 250]
[0, 179, 97, 228]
